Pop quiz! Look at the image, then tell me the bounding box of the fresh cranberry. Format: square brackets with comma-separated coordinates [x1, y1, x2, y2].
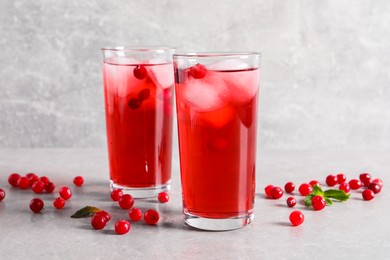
[53, 197, 66, 209]
[368, 182, 381, 194]
[96, 210, 111, 222]
[286, 197, 296, 207]
[158, 192, 169, 203]
[32, 181, 46, 194]
[29, 198, 44, 213]
[337, 173, 347, 184]
[118, 194, 134, 209]
[362, 189, 375, 201]
[45, 182, 55, 193]
[17, 176, 30, 189]
[73, 176, 84, 187]
[115, 220, 131, 235]
[39, 176, 50, 185]
[138, 89, 150, 101]
[309, 180, 321, 188]
[298, 183, 313, 196]
[91, 213, 107, 230]
[128, 98, 142, 110]
[311, 196, 326, 211]
[144, 209, 160, 225]
[129, 208, 143, 222]
[284, 182, 295, 193]
[349, 179, 362, 190]
[289, 210, 304, 226]
[270, 186, 284, 199]
[359, 173, 371, 186]
[26, 173, 39, 185]
[8, 173, 21, 187]
[339, 182, 351, 193]
[189, 63, 207, 79]
[264, 185, 274, 198]
[326, 175, 338, 187]
[110, 189, 123, 201]
[59, 186, 72, 200]
[133, 65, 148, 80]
[0, 189, 5, 201]
[372, 178, 384, 188]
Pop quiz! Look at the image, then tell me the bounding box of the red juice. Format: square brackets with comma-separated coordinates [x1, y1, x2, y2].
[103, 59, 173, 193]
[175, 66, 259, 219]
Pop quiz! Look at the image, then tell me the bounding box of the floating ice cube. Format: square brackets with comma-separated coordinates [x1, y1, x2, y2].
[207, 59, 250, 71]
[148, 64, 174, 89]
[105, 56, 140, 65]
[223, 69, 260, 104]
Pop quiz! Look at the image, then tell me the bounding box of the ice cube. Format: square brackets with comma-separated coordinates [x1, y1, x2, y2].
[207, 59, 250, 71]
[148, 64, 174, 89]
[223, 69, 260, 104]
[105, 56, 140, 65]
[181, 75, 231, 112]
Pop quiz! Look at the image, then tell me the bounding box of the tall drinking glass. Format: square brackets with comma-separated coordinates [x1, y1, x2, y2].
[174, 52, 261, 230]
[101, 47, 174, 198]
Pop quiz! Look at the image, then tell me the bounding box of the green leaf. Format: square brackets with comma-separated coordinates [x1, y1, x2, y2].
[312, 184, 324, 196]
[324, 197, 333, 206]
[324, 189, 350, 202]
[304, 194, 315, 207]
[71, 206, 101, 218]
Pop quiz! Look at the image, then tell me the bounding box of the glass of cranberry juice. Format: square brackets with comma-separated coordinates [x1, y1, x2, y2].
[101, 47, 174, 198]
[174, 52, 261, 230]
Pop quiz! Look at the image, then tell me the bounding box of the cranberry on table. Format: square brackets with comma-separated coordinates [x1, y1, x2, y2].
[32, 181, 46, 194]
[29, 198, 44, 213]
[158, 192, 169, 203]
[96, 210, 111, 222]
[339, 182, 351, 193]
[129, 208, 143, 222]
[73, 176, 84, 187]
[59, 186, 72, 200]
[311, 195, 326, 211]
[45, 182, 55, 193]
[40, 176, 50, 185]
[368, 182, 381, 194]
[17, 176, 30, 189]
[91, 213, 107, 230]
[286, 197, 296, 207]
[298, 183, 313, 196]
[118, 194, 134, 209]
[8, 173, 21, 187]
[309, 180, 321, 187]
[270, 186, 284, 199]
[372, 178, 384, 188]
[337, 173, 347, 184]
[289, 210, 304, 226]
[264, 185, 274, 198]
[0, 189, 5, 201]
[110, 189, 123, 201]
[349, 179, 362, 190]
[115, 220, 131, 235]
[359, 173, 371, 186]
[362, 189, 375, 201]
[133, 65, 148, 80]
[189, 63, 207, 79]
[144, 209, 160, 225]
[53, 197, 66, 209]
[326, 175, 338, 187]
[284, 182, 295, 193]
[26, 173, 39, 185]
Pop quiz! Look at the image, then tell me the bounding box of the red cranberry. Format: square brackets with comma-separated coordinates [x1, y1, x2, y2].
[189, 63, 207, 79]
[286, 197, 296, 207]
[115, 220, 131, 235]
[158, 191, 169, 203]
[289, 210, 304, 226]
[362, 189, 375, 201]
[326, 175, 338, 187]
[298, 183, 313, 196]
[264, 185, 274, 198]
[359, 173, 371, 186]
[144, 209, 160, 225]
[29, 198, 44, 213]
[26, 173, 39, 185]
[17, 176, 30, 189]
[118, 194, 134, 209]
[138, 89, 150, 101]
[53, 197, 65, 209]
[133, 65, 148, 80]
[284, 182, 295, 193]
[0, 189, 5, 201]
[129, 208, 143, 222]
[372, 178, 384, 188]
[39, 176, 50, 185]
[339, 182, 351, 193]
[311, 195, 326, 211]
[368, 182, 381, 194]
[73, 176, 84, 187]
[349, 179, 362, 190]
[91, 213, 106, 230]
[270, 186, 284, 199]
[96, 210, 111, 222]
[128, 98, 142, 110]
[337, 173, 347, 184]
[45, 182, 55, 193]
[8, 173, 21, 187]
[32, 181, 46, 194]
[59, 186, 72, 200]
[309, 180, 321, 188]
[110, 189, 123, 201]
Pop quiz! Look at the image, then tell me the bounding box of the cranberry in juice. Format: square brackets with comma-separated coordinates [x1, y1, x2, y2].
[103, 60, 173, 190]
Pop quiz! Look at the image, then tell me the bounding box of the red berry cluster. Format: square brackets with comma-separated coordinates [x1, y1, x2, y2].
[265, 172, 383, 226]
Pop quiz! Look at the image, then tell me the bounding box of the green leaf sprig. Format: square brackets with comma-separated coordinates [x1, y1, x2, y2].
[71, 206, 101, 218]
[305, 185, 350, 207]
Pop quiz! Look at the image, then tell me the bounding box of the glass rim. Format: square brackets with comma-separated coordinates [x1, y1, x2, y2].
[101, 46, 175, 52]
[173, 51, 261, 58]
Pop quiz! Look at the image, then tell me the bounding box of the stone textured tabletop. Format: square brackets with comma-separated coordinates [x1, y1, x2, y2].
[0, 149, 389, 259]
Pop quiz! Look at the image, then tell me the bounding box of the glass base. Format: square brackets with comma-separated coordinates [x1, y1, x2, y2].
[184, 209, 254, 231]
[110, 180, 170, 199]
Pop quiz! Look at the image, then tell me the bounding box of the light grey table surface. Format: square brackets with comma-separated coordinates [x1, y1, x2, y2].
[0, 149, 389, 260]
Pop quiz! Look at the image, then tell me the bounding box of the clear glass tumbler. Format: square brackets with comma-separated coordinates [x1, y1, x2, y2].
[174, 52, 261, 230]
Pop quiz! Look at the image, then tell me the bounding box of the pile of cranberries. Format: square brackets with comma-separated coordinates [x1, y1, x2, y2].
[265, 172, 383, 226]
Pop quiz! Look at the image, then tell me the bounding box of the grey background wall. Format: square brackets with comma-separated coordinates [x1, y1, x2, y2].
[1, 0, 389, 150]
